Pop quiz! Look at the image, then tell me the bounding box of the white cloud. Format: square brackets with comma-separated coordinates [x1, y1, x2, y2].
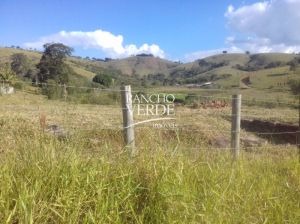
[185, 0, 300, 62]
[23, 29, 165, 58]
[225, 0, 300, 53]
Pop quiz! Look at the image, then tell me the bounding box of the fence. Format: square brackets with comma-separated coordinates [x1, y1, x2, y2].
[119, 85, 299, 160]
[1, 81, 299, 160]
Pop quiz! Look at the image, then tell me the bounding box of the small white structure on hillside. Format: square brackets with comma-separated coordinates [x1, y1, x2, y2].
[185, 82, 213, 88]
[0, 86, 15, 94]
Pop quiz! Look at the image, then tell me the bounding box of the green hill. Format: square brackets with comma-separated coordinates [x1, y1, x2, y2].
[0, 47, 299, 89]
[100, 55, 178, 76]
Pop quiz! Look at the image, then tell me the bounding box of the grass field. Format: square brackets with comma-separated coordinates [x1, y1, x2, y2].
[0, 48, 299, 223]
[0, 85, 299, 223]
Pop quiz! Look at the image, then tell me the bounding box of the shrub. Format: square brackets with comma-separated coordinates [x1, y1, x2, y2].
[13, 82, 24, 90]
[41, 80, 64, 100]
[288, 79, 300, 95]
[92, 73, 113, 87]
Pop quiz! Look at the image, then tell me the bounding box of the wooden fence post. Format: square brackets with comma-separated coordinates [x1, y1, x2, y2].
[231, 94, 241, 159]
[121, 85, 136, 156]
[63, 84, 67, 101]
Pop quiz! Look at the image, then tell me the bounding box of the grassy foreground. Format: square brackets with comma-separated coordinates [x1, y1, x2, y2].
[0, 89, 299, 223]
[0, 121, 299, 223]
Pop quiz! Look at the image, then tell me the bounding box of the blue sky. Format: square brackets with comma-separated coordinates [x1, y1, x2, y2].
[1, 0, 300, 61]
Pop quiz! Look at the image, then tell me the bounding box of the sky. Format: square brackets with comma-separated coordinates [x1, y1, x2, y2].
[1, 0, 300, 62]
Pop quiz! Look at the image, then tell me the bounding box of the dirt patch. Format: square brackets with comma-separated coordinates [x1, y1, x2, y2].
[240, 76, 251, 89]
[241, 119, 299, 144]
[191, 100, 229, 109]
[209, 134, 267, 149]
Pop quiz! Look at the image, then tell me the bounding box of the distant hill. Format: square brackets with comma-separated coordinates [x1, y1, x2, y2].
[94, 55, 178, 76]
[169, 53, 298, 89]
[0, 47, 299, 89]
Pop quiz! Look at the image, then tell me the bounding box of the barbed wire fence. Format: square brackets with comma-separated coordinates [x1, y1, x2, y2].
[1, 81, 299, 160]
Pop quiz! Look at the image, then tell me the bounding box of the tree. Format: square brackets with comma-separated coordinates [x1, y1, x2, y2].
[288, 56, 300, 73]
[222, 51, 227, 54]
[10, 53, 30, 77]
[0, 63, 16, 86]
[36, 43, 73, 84]
[289, 61, 298, 73]
[92, 73, 112, 87]
[25, 68, 38, 80]
[245, 51, 250, 55]
[288, 56, 300, 95]
[288, 79, 300, 95]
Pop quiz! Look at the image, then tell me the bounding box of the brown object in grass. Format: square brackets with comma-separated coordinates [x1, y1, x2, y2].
[39, 113, 47, 131]
[192, 100, 228, 109]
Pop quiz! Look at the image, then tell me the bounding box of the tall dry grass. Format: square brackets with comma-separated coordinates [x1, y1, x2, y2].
[0, 116, 299, 223]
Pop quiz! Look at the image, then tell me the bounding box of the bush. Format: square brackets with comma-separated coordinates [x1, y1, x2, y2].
[92, 73, 112, 87]
[288, 79, 300, 95]
[13, 82, 24, 90]
[184, 94, 198, 105]
[41, 80, 64, 100]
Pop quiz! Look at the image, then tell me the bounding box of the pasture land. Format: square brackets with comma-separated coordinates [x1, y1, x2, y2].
[0, 86, 299, 223]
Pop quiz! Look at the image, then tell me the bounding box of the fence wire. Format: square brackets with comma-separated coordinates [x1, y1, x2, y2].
[1, 82, 299, 152]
